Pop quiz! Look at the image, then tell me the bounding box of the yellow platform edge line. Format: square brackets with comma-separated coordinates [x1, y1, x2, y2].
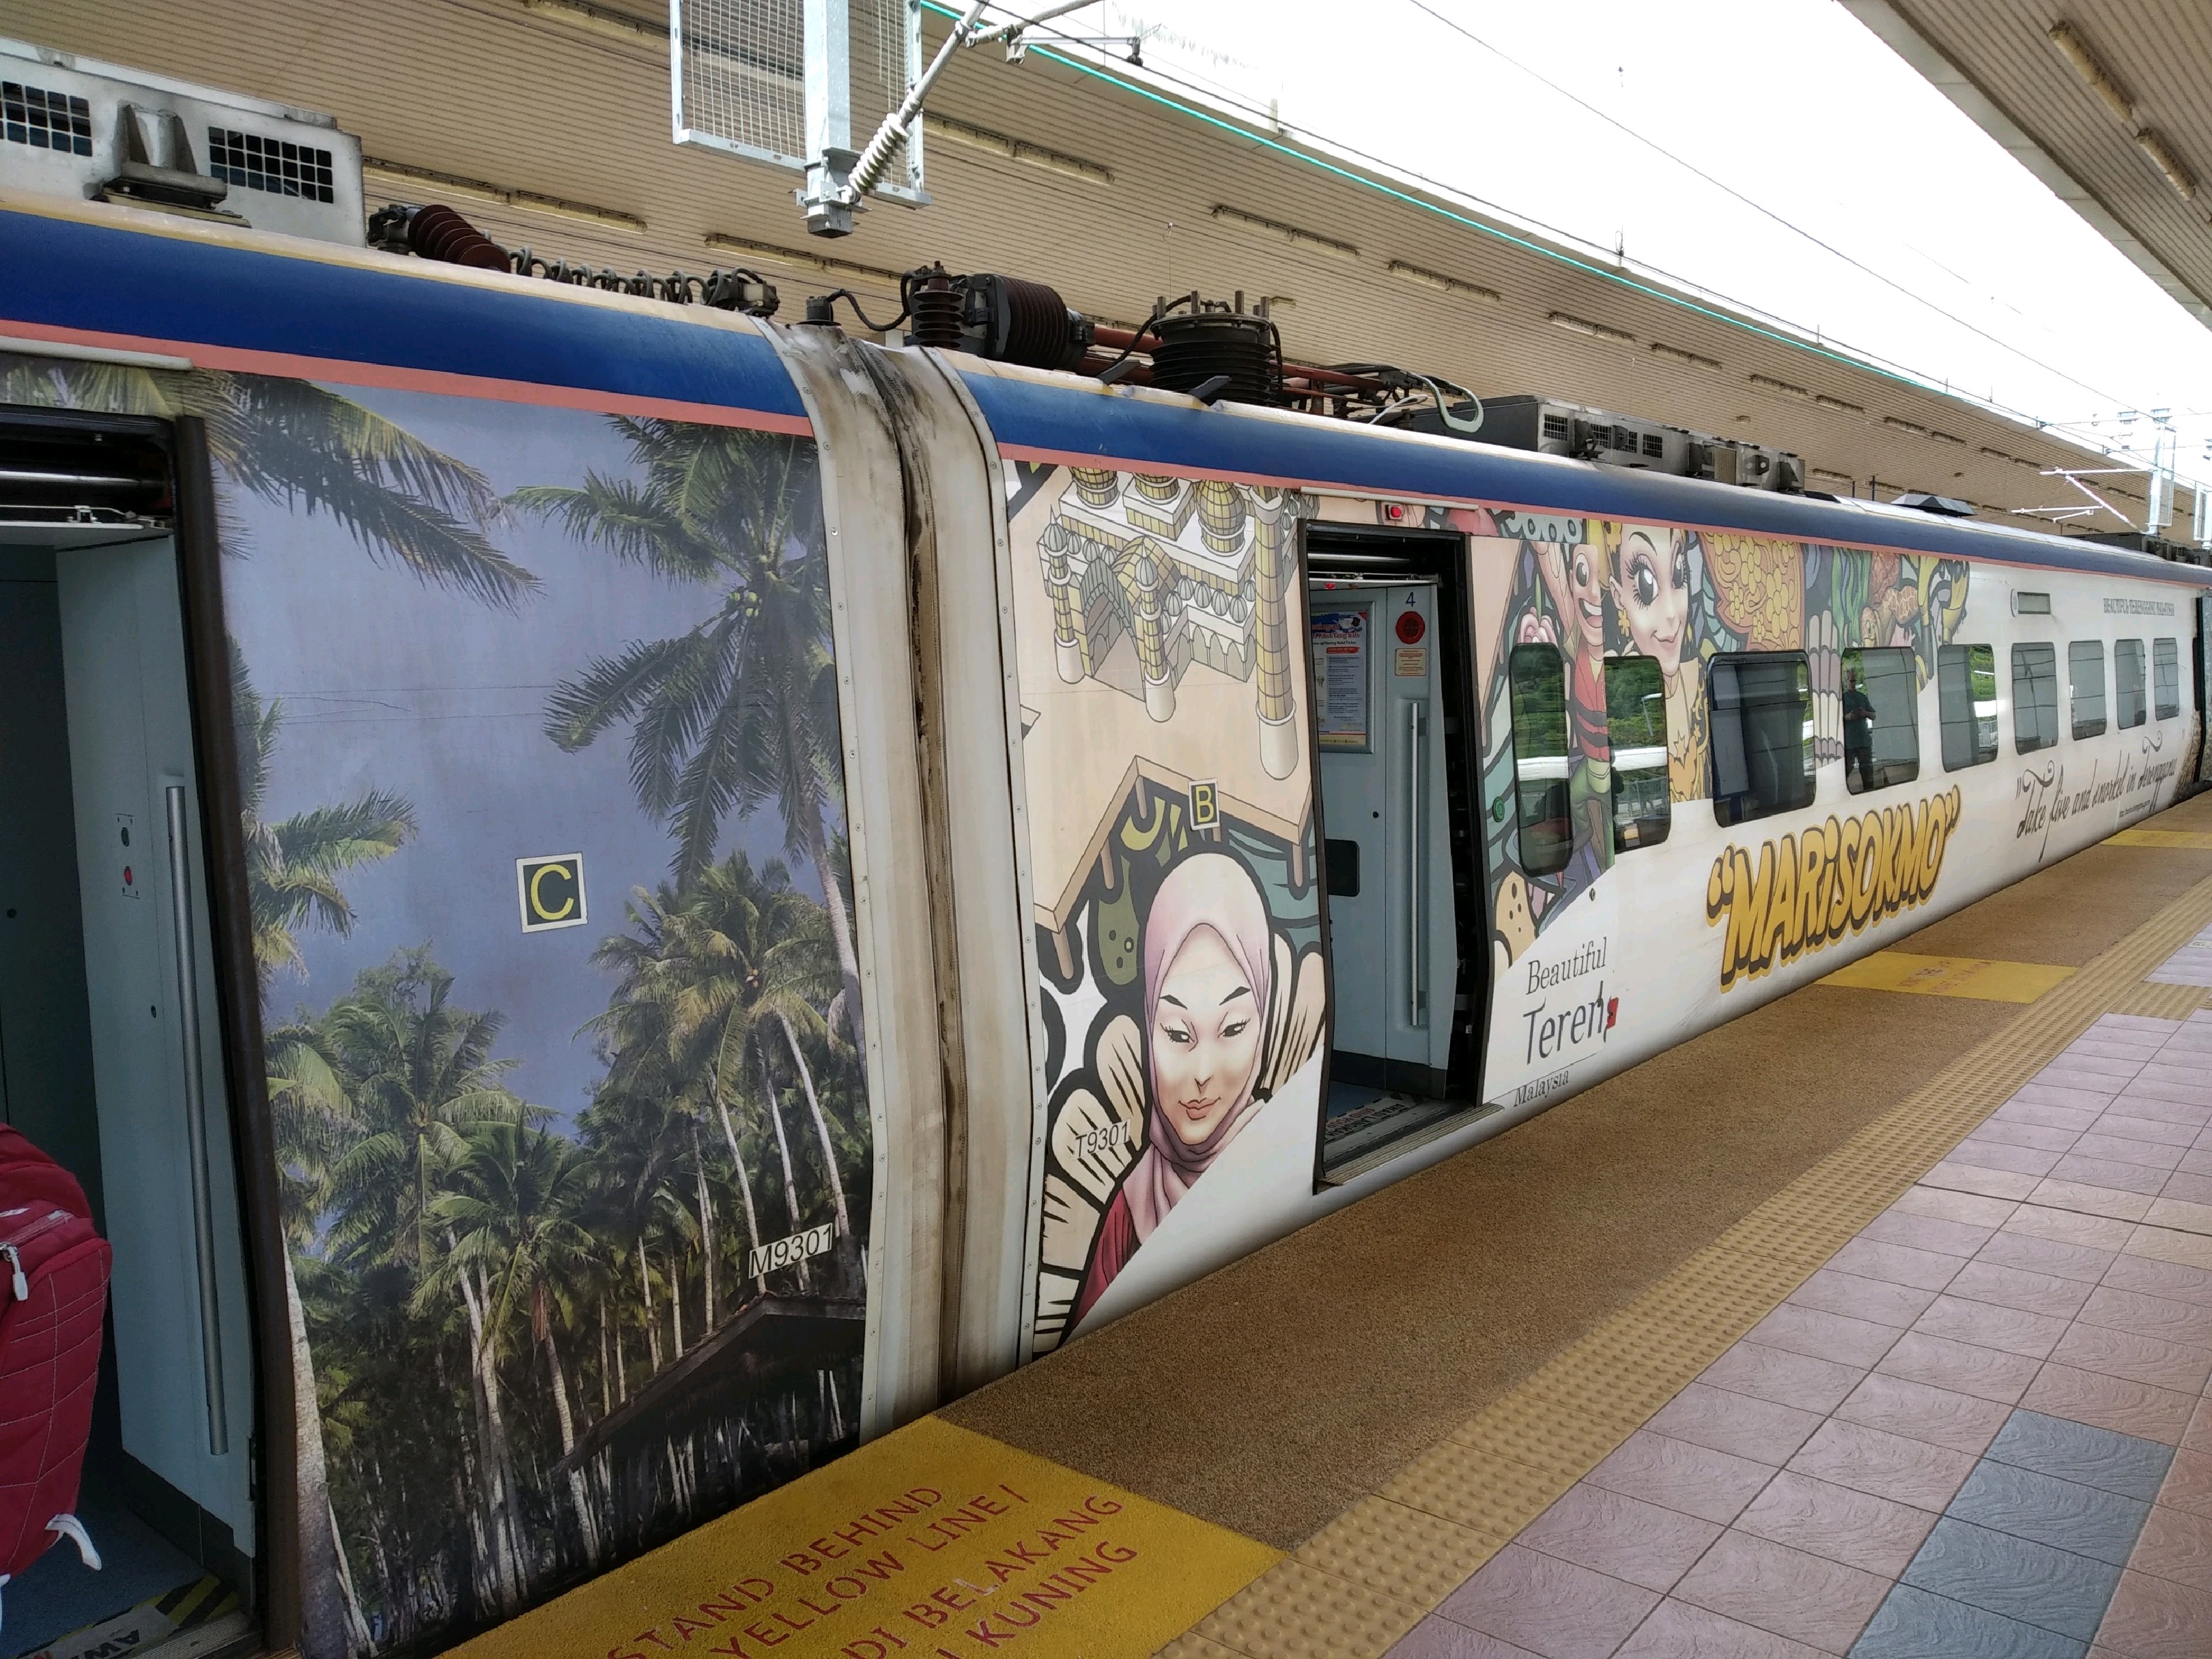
[447, 1414, 1279, 1659]
[2110, 827, 2212, 850]
[1176, 867, 2212, 1659]
[1818, 950, 2076, 1003]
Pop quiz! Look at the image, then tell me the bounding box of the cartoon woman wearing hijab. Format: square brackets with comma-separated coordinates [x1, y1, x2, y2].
[1072, 852, 1290, 1324]
[1604, 522, 1710, 802]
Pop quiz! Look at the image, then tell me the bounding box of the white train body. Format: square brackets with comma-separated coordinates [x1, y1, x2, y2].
[3, 188, 2204, 1656]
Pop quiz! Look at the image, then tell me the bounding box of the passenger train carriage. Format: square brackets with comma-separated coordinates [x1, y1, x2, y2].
[3, 187, 2209, 1659]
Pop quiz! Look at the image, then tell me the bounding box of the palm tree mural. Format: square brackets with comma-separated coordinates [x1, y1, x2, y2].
[320, 952, 537, 1616]
[3, 344, 870, 1656]
[422, 1122, 603, 1568]
[589, 853, 860, 1287]
[512, 423, 861, 1042]
[236, 646, 419, 987]
[0, 358, 536, 606]
[236, 645, 417, 1659]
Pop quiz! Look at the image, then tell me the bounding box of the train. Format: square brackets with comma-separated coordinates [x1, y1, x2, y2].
[3, 180, 2210, 1659]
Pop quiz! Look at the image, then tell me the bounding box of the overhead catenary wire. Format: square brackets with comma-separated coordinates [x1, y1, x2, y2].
[918, 0, 2207, 501]
[1396, 0, 2133, 418]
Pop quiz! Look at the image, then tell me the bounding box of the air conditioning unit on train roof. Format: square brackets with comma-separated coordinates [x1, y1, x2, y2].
[0, 36, 363, 245]
[1408, 393, 1806, 494]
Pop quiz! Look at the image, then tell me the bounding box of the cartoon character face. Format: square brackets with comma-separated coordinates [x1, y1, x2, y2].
[1148, 924, 1264, 1148]
[1610, 525, 1690, 679]
[1565, 541, 1607, 655]
[1919, 558, 1968, 661]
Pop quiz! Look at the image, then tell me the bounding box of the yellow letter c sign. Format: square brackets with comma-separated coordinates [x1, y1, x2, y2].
[517, 854, 587, 933]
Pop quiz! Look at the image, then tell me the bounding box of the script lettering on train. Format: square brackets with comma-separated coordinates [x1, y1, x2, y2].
[1704, 787, 1963, 991]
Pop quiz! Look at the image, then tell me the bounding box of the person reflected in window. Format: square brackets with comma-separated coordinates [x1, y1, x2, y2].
[1843, 666, 1876, 792]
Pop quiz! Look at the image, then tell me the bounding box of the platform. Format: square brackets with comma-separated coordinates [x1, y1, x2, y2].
[455, 793, 2212, 1659]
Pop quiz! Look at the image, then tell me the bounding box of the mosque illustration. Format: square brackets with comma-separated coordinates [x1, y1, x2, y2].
[1038, 468, 1306, 781]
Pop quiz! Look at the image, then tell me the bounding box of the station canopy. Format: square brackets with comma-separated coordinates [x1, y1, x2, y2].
[1844, 2, 2212, 330]
[9, 0, 2200, 537]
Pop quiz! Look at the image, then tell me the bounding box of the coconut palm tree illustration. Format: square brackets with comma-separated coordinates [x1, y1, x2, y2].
[238, 643, 416, 1659]
[591, 885, 778, 1301]
[591, 854, 857, 1290]
[0, 359, 536, 606]
[513, 422, 860, 1041]
[264, 1024, 375, 1658]
[235, 644, 418, 989]
[422, 1121, 604, 1568]
[322, 950, 535, 1615]
[575, 1083, 691, 1374]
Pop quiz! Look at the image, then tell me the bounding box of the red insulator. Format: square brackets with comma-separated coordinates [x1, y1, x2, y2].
[408, 204, 510, 272]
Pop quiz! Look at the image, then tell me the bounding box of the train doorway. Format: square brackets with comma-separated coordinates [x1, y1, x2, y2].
[1306, 526, 1486, 1182]
[0, 412, 259, 1659]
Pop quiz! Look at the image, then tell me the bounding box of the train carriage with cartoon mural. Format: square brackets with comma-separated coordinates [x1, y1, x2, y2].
[3, 170, 2211, 1659]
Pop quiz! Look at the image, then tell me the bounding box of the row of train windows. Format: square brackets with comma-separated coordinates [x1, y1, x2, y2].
[1505, 636, 2183, 874]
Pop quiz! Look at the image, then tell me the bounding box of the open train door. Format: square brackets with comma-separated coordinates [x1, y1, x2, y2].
[2198, 595, 2212, 785]
[1305, 524, 1490, 1183]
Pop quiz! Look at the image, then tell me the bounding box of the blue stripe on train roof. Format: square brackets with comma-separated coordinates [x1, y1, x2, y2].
[959, 368, 2212, 588]
[0, 208, 808, 420]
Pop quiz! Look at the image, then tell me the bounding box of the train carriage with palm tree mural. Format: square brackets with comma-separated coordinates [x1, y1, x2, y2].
[4, 174, 2212, 1659]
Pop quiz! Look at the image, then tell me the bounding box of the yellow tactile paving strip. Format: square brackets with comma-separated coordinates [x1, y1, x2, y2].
[1819, 949, 2078, 1002]
[1161, 870, 2212, 1659]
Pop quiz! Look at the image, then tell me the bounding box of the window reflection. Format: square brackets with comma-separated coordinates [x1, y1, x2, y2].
[2116, 638, 2146, 731]
[1710, 653, 1814, 827]
[1604, 653, 1670, 851]
[2070, 640, 2106, 739]
[1841, 646, 1919, 793]
[1508, 643, 1572, 875]
[2013, 643, 2058, 754]
[1938, 643, 1998, 770]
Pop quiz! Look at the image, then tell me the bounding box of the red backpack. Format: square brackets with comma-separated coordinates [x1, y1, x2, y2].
[0, 1124, 112, 1598]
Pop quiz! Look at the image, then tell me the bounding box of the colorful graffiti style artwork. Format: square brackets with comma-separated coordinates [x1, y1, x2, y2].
[1010, 464, 1327, 1355]
[1470, 514, 1971, 978]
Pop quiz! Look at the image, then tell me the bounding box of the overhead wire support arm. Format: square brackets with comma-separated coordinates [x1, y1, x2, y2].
[844, 0, 993, 202]
[801, 0, 1096, 235]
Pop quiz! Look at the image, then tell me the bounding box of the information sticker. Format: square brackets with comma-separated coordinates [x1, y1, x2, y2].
[1310, 608, 1370, 750]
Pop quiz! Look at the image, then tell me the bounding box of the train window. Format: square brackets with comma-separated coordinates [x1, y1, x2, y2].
[1938, 644, 1998, 769]
[1508, 643, 1572, 875]
[2013, 643, 2059, 753]
[1604, 654, 1670, 851]
[2070, 640, 2107, 739]
[2116, 638, 2148, 730]
[1710, 652, 1814, 827]
[1841, 646, 1919, 793]
[2156, 637, 2181, 720]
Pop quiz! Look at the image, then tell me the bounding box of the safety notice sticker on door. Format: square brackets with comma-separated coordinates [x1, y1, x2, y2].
[1311, 608, 1369, 750]
[517, 853, 586, 933]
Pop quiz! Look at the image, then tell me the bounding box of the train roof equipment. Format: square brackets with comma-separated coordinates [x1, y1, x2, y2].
[0, 36, 362, 244]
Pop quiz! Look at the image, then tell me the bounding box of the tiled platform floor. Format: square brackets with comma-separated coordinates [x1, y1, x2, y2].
[1389, 1008, 2212, 1658]
[2148, 923, 2212, 990]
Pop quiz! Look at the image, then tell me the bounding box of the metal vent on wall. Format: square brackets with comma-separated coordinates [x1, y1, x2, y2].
[3, 81, 91, 156]
[207, 126, 333, 202]
[671, 0, 924, 201]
